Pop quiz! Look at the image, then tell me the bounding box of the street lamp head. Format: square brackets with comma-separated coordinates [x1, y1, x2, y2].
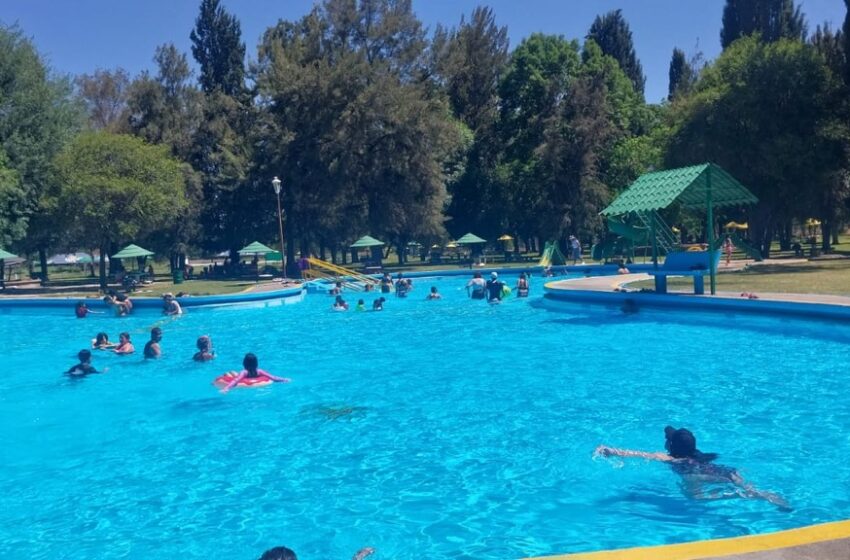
[272, 176, 282, 195]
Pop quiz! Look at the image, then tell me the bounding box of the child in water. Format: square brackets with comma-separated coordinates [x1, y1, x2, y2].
[92, 332, 115, 349]
[595, 426, 789, 509]
[67, 349, 106, 377]
[220, 353, 291, 394]
[356, 299, 366, 311]
[333, 295, 349, 311]
[193, 335, 215, 361]
[426, 286, 441, 300]
[372, 297, 385, 311]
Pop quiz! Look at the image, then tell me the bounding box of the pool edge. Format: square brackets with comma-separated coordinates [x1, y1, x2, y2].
[522, 519, 850, 560]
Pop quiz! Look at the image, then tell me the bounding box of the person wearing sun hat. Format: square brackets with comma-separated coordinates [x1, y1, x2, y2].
[485, 271, 504, 302]
[162, 292, 183, 316]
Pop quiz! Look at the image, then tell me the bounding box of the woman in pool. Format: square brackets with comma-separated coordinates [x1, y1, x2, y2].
[92, 332, 115, 349]
[220, 353, 291, 394]
[516, 272, 530, 297]
[466, 272, 486, 299]
[595, 426, 789, 509]
[113, 332, 135, 354]
[372, 297, 385, 311]
[193, 336, 215, 361]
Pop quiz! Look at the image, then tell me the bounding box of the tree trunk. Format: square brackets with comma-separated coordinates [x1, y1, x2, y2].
[341, 248, 347, 265]
[99, 245, 108, 291]
[821, 221, 832, 253]
[319, 242, 326, 261]
[778, 221, 792, 251]
[38, 248, 49, 282]
[286, 236, 297, 277]
[831, 224, 839, 246]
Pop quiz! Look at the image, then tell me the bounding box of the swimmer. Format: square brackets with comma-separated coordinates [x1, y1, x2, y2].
[380, 272, 393, 294]
[372, 297, 385, 311]
[143, 327, 163, 359]
[258, 546, 375, 560]
[220, 353, 291, 394]
[466, 272, 486, 299]
[595, 426, 789, 509]
[516, 272, 530, 297]
[75, 301, 102, 318]
[364, 283, 374, 292]
[486, 271, 504, 302]
[67, 349, 106, 377]
[356, 299, 366, 311]
[193, 336, 215, 361]
[329, 281, 343, 296]
[426, 286, 442, 300]
[395, 274, 409, 298]
[113, 332, 135, 354]
[117, 293, 133, 313]
[333, 295, 349, 311]
[617, 260, 630, 274]
[92, 332, 115, 349]
[162, 293, 183, 315]
[103, 294, 129, 317]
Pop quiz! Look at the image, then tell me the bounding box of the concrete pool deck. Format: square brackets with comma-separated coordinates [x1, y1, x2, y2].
[524, 519, 850, 560]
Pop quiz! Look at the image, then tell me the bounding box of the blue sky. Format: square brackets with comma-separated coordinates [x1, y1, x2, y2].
[3, 0, 847, 103]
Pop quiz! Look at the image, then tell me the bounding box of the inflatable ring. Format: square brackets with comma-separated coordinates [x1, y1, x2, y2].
[213, 371, 273, 389]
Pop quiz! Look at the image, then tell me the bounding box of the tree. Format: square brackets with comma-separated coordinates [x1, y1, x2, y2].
[720, 0, 807, 48]
[668, 48, 695, 100]
[54, 132, 188, 289]
[586, 9, 645, 97]
[75, 68, 131, 131]
[843, 0, 850, 85]
[0, 24, 83, 278]
[0, 149, 25, 247]
[190, 0, 247, 97]
[666, 37, 846, 257]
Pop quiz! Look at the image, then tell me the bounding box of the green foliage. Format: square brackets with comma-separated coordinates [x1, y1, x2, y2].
[668, 48, 696, 100]
[0, 148, 25, 246]
[587, 9, 646, 96]
[190, 0, 246, 97]
[666, 36, 847, 255]
[720, 0, 807, 48]
[55, 132, 188, 285]
[75, 68, 131, 131]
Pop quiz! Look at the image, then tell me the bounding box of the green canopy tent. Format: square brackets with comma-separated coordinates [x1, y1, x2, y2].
[350, 235, 385, 265]
[238, 241, 276, 280]
[0, 248, 18, 290]
[600, 163, 757, 295]
[456, 232, 486, 259]
[112, 244, 155, 272]
[0, 248, 17, 260]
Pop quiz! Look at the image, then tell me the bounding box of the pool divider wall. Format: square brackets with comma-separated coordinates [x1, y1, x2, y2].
[543, 284, 850, 322]
[522, 518, 850, 560]
[0, 286, 306, 309]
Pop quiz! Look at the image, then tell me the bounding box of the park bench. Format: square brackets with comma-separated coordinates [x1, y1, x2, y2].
[647, 250, 720, 295]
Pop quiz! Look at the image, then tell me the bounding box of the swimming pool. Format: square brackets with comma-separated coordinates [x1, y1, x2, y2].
[2, 274, 850, 560]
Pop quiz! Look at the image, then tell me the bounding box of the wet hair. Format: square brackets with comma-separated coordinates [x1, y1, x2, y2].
[151, 327, 162, 338]
[95, 332, 109, 344]
[335, 295, 345, 304]
[258, 547, 297, 560]
[76, 301, 86, 308]
[119, 332, 130, 341]
[78, 349, 92, 363]
[243, 353, 259, 375]
[430, 286, 438, 293]
[196, 336, 210, 351]
[664, 426, 717, 462]
[520, 272, 527, 278]
[474, 272, 482, 278]
[358, 299, 364, 305]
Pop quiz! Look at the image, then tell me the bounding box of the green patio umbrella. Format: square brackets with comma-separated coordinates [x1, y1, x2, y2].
[456, 232, 486, 244]
[350, 235, 385, 248]
[238, 241, 276, 255]
[112, 244, 155, 259]
[0, 248, 18, 260]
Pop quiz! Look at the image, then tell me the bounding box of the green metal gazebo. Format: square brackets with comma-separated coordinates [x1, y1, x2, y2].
[600, 163, 757, 295]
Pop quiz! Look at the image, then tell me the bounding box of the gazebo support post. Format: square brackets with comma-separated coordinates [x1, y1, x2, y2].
[707, 165, 716, 295]
[649, 212, 658, 268]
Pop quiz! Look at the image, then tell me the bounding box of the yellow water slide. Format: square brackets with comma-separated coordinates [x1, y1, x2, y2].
[303, 257, 380, 291]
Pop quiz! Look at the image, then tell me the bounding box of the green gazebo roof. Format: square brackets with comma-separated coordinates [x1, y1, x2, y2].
[0, 248, 18, 260]
[456, 232, 486, 244]
[238, 241, 276, 255]
[112, 244, 154, 259]
[600, 163, 757, 216]
[350, 235, 385, 248]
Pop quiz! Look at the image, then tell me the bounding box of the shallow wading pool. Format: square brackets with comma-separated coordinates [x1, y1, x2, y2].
[2, 274, 850, 560]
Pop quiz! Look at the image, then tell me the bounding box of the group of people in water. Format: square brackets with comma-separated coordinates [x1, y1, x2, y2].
[75, 292, 183, 318]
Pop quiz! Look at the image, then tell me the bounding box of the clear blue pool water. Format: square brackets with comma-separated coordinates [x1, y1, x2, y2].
[2, 274, 850, 560]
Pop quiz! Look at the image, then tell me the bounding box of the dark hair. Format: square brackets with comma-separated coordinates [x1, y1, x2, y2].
[76, 301, 86, 308]
[474, 272, 482, 278]
[358, 299, 364, 305]
[430, 286, 438, 292]
[119, 332, 130, 340]
[243, 353, 259, 374]
[151, 327, 162, 337]
[197, 336, 210, 351]
[258, 546, 297, 560]
[664, 426, 717, 462]
[78, 349, 92, 363]
[95, 332, 109, 344]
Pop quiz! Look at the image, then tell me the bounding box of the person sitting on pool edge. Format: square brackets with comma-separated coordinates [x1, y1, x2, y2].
[92, 332, 115, 349]
[67, 349, 106, 377]
[426, 286, 442, 300]
[220, 353, 291, 394]
[193, 335, 215, 361]
[466, 272, 486, 299]
[113, 332, 135, 354]
[595, 426, 789, 509]
[257, 545, 375, 560]
[162, 293, 183, 315]
[144, 327, 163, 359]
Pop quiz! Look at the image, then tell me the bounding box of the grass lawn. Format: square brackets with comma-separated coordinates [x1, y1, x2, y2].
[629, 259, 850, 296]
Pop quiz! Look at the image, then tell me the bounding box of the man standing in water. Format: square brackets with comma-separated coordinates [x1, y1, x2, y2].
[486, 272, 504, 303]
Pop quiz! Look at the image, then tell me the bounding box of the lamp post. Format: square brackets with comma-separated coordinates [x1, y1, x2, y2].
[272, 176, 286, 279]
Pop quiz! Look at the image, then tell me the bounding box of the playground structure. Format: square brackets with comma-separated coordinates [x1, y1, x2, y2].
[302, 257, 379, 291]
[538, 242, 569, 267]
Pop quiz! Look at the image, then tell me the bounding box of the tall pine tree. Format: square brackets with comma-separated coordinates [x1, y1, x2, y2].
[667, 48, 693, 100]
[720, 0, 807, 48]
[190, 0, 246, 97]
[586, 10, 645, 97]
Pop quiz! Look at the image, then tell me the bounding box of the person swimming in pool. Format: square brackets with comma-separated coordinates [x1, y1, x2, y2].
[333, 295, 349, 311]
[426, 286, 441, 300]
[143, 327, 163, 359]
[466, 272, 486, 299]
[355, 299, 366, 311]
[372, 297, 385, 311]
[220, 353, 291, 394]
[67, 349, 107, 377]
[92, 332, 115, 349]
[193, 335, 215, 361]
[113, 332, 135, 354]
[594, 426, 789, 509]
[516, 272, 530, 297]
